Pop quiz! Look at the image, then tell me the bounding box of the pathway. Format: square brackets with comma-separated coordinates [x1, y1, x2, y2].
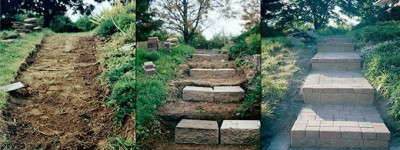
[154, 50, 260, 149]
[288, 37, 391, 149]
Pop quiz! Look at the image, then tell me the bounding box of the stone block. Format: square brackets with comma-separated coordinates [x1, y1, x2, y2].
[341, 127, 362, 139]
[175, 119, 219, 144]
[213, 86, 244, 102]
[320, 127, 340, 139]
[182, 86, 213, 102]
[147, 37, 159, 51]
[144, 68, 156, 75]
[144, 61, 155, 69]
[190, 69, 213, 78]
[213, 69, 236, 79]
[363, 139, 389, 148]
[220, 120, 260, 145]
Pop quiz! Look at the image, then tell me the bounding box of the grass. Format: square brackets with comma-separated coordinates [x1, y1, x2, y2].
[135, 45, 195, 144]
[0, 29, 53, 143]
[261, 37, 315, 117]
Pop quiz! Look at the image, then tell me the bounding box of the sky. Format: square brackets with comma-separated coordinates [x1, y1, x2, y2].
[67, 0, 111, 22]
[202, 1, 247, 40]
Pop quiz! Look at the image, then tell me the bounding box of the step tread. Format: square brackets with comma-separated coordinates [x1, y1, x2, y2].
[175, 77, 246, 87]
[176, 119, 218, 129]
[183, 86, 213, 92]
[291, 104, 390, 148]
[302, 71, 374, 94]
[214, 86, 244, 92]
[312, 52, 360, 62]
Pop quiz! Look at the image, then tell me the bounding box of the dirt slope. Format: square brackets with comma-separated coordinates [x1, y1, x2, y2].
[4, 34, 125, 149]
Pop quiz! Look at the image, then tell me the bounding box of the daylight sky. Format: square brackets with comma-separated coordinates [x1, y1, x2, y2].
[67, 0, 111, 22]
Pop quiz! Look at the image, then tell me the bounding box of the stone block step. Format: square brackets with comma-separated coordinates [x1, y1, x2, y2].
[311, 52, 361, 71]
[192, 54, 228, 62]
[214, 86, 245, 102]
[324, 37, 353, 43]
[317, 43, 354, 52]
[182, 86, 213, 102]
[190, 68, 237, 79]
[220, 120, 260, 145]
[175, 119, 219, 144]
[301, 71, 374, 104]
[182, 86, 244, 102]
[291, 104, 390, 149]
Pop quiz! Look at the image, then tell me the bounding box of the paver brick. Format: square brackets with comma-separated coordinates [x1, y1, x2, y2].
[213, 86, 244, 102]
[213, 69, 236, 79]
[192, 54, 228, 62]
[190, 69, 213, 78]
[182, 86, 213, 102]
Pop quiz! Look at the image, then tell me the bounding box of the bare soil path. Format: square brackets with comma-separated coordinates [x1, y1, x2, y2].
[4, 34, 121, 149]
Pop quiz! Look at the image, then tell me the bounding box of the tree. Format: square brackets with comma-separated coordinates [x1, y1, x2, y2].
[153, 0, 233, 43]
[136, 0, 163, 41]
[241, 0, 260, 31]
[1, 0, 107, 28]
[261, 0, 284, 22]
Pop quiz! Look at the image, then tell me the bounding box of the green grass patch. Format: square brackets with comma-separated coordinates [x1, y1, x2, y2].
[261, 37, 312, 117]
[0, 29, 53, 143]
[136, 45, 195, 142]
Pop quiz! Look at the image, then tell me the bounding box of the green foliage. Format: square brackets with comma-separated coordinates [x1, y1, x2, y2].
[354, 21, 400, 44]
[98, 44, 136, 125]
[136, 0, 163, 41]
[317, 26, 351, 36]
[151, 31, 169, 41]
[363, 40, 400, 126]
[96, 1, 135, 41]
[230, 24, 261, 58]
[188, 32, 225, 49]
[107, 136, 135, 150]
[49, 15, 80, 33]
[75, 16, 96, 32]
[239, 73, 261, 115]
[136, 45, 195, 143]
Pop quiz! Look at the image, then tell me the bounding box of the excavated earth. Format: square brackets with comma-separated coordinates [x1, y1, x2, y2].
[4, 34, 132, 149]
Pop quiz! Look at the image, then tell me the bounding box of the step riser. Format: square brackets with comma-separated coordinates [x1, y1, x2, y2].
[220, 120, 260, 145]
[312, 62, 361, 71]
[291, 138, 388, 149]
[324, 38, 353, 43]
[303, 93, 374, 105]
[183, 86, 244, 102]
[318, 44, 354, 52]
[192, 54, 228, 62]
[175, 119, 219, 145]
[190, 69, 236, 79]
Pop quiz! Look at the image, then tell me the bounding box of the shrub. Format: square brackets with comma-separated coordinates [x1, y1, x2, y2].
[97, 19, 117, 35]
[49, 15, 80, 33]
[75, 16, 97, 32]
[354, 21, 400, 44]
[363, 41, 400, 125]
[317, 26, 350, 36]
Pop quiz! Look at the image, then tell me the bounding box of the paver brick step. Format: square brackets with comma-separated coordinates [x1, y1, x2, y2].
[317, 43, 355, 52]
[190, 68, 237, 79]
[175, 119, 219, 144]
[324, 37, 353, 43]
[192, 54, 228, 62]
[291, 104, 390, 149]
[182, 86, 244, 102]
[220, 120, 261, 145]
[301, 71, 375, 104]
[311, 52, 361, 71]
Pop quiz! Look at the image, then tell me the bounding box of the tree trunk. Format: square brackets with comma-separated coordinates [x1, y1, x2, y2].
[182, 0, 189, 43]
[314, 21, 321, 30]
[43, 3, 51, 27]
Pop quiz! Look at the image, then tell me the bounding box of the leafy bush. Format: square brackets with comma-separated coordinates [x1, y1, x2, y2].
[354, 21, 400, 44]
[151, 31, 169, 41]
[96, 1, 135, 40]
[188, 32, 225, 49]
[363, 41, 400, 125]
[75, 16, 97, 32]
[49, 15, 80, 33]
[230, 24, 261, 58]
[317, 26, 350, 36]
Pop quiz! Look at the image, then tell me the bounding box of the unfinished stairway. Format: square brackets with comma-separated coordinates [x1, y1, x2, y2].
[159, 50, 260, 145]
[291, 37, 391, 149]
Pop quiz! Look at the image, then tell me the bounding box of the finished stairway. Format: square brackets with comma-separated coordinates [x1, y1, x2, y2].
[291, 37, 391, 148]
[159, 50, 260, 146]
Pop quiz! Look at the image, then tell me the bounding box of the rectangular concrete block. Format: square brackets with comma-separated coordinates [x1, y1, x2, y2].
[220, 120, 260, 145]
[324, 38, 352, 43]
[213, 86, 244, 102]
[175, 119, 219, 144]
[182, 86, 213, 102]
[213, 69, 236, 79]
[363, 139, 389, 148]
[190, 69, 213, 78]
[312, 62, 360, 71]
